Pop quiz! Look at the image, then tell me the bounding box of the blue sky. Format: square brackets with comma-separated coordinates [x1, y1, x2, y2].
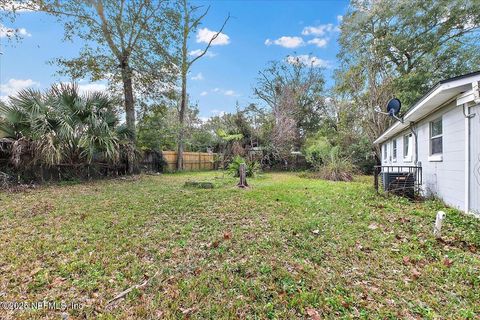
[0, 0, 349, 120]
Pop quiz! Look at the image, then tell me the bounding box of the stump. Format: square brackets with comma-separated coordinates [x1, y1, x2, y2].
[184, 181, 214, 189]
[237, 163, 248, 188]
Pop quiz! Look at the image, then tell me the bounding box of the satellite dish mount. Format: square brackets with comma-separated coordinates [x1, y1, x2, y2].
[376, 98, 404, 123]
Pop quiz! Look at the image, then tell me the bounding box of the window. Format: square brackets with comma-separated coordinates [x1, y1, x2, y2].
[430, 117, 443, 155]
[392, 139, 397, 161]
[383, 144, 387, 160]
[403, 133, 412, 160]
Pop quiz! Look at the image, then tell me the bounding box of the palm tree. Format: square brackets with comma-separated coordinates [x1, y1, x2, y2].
[0, 83, 137, 171]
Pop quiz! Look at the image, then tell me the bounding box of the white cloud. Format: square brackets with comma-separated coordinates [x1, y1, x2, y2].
[191, 72, 204, 81]
[0, 80, 110, 101]
[286, 55, 330, 68]
[307, 38, 328, 48]
[224, 90, 236, 96]
[196, 28, 230, 46]
[211, 109, 226, 116]
[188, 49, 217, 58]
[17, 27, 30, 36]
[0, 24, 31, 38]
[0, 78, 39, 96]
[77, 82, 107, 93]
[200, 91, 208, 96]
[302, 23, 336, 36]
[265, 36, 304, 48]
[210, 88, 239, 97]
[337, 15, 343, 23]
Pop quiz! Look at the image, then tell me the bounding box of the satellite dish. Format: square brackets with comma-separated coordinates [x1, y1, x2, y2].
[386, 98, 401, 116]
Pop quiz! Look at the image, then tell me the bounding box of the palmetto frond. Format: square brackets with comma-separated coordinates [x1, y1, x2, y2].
[116, 124, 135, 141]
[2, 82, 129, 168]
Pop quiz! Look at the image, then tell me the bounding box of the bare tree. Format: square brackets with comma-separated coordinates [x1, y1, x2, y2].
[254, 58, 326, 158]
[173, 0, 229, 170]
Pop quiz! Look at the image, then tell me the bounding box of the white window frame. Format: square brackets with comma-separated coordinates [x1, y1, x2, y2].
[403, 133, 413, 162]
[429, 117, 443, 162]
[392, 139, 397, 162]
[383, 143, 387, 161]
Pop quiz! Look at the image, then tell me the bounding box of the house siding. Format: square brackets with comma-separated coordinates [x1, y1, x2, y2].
[381, 101, 466, 211]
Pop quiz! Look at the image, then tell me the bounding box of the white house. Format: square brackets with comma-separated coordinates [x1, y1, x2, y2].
[374, 71, 480, 216]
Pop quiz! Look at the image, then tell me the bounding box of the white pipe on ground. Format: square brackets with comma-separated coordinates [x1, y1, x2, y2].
[434, 211, 445, 238]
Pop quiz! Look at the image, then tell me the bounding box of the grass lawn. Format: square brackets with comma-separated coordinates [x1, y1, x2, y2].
[1, 172, 479, 319]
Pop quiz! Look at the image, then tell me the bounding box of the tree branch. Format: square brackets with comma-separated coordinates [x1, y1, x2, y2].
[188, 13, 230, 67]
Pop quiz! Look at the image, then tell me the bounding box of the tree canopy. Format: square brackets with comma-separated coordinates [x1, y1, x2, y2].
[35, 0, 179, 137]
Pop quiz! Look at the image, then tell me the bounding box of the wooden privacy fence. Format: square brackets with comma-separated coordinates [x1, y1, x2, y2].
[162, 151, 216, 171]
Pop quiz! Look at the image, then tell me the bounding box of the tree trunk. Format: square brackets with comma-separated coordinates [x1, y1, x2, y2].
[121, 64, 136, 140]
[121, 63, 135, 174]
[177, 19, 188, 171]
[176, 72, 187, 171]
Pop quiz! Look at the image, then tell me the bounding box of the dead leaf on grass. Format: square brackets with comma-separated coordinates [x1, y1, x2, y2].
[355, 242, 363, 250]
[386, 298, 395, 306]
[181, 307, 198, 316]
[30, 267, 42, 276]
[210, 240, 221, 248]
[194, 267, 202, 276]
[368, 223, 378, 230]
[443, 257, 453, 268]
[402, 256, 410, 265]
[223, 231, 232, 240]
[306, 307, 321, 320]
[341, 300, 350, 308]
[411, 268, 421, 280]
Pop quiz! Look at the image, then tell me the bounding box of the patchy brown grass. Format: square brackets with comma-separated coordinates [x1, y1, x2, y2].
[0, 172, 479, 319]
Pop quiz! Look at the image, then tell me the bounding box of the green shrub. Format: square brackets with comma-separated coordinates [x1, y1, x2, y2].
[228, 156, 260, 177]
[309, 160, 355, 181]
[304, 136, 333, 170]
[304, 136, 356, 181]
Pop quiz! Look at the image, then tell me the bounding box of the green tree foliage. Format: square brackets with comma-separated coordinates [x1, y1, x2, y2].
[303, 134, 355, 181]
[137, 103, 215, 153]
[31, 0, 178, 138]
[137, 104, 177, 152]
[315, 97, 376, 173]
[337, 0, 480, 160]
[340, 0, 480, 106]
[227, 155, 260, 178]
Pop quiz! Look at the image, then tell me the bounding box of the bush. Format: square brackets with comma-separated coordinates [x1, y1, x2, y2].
[228, 156, 260, 177]
[304, 136, 356, 181]
[309, 160, 355, 181]
[304, 136, 332, 170]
